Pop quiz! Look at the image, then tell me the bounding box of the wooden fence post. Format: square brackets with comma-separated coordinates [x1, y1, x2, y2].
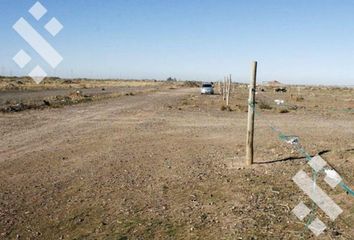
[223, 76, 226, 101]
[228, 74, 231, 103]
[246, 61, 257, 166]
[227, 76, 229, 105]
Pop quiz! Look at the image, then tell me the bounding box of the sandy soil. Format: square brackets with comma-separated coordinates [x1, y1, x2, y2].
[0, 84, 353, 239]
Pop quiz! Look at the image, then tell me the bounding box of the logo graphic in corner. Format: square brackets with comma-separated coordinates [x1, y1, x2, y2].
[292, 155, 343, 236]
[13, 1, 63, 84]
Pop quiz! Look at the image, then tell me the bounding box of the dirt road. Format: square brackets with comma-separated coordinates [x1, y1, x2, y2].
[0, 87, 353, 239]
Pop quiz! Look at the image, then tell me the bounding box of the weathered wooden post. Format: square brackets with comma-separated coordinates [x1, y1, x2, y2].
[227, 76, 229, 105]
[246, 61, 257, 166]
[221, 78, 224, 99]
[223, 76, 226, 101]
[228, 74, 231, 103]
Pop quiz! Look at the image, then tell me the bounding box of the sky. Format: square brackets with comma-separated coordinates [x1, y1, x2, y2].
[1, 0, 354, 85]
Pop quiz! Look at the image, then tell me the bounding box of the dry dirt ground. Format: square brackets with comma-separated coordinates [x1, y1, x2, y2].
[0, 83, 353, 239]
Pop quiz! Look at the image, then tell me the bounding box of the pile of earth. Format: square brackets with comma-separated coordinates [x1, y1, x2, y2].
[182, 81, 200, 88]
[1, 91, 92, 113]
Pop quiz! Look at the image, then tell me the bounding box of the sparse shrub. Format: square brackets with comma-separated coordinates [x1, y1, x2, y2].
[278, 108, 289, 113]
[221, 105, 232, 111]
[233, 104, 248, 112]
[288, 105, 298, 110]
[181, 99, 189, 105]
[275, 87, 287, 92]
[295, 96, 304, 102]
[258, 100, 272, 110]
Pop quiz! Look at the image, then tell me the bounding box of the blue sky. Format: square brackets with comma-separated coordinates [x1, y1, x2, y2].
[1, 0, 354, 85]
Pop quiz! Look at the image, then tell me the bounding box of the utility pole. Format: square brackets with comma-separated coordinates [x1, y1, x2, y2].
[246, 61, 257, 166]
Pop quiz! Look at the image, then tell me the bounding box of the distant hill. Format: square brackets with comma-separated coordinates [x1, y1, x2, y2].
[263, 80, 284, 86]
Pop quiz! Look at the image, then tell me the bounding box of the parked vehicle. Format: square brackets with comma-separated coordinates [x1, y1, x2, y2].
[201, 82, 214, 95]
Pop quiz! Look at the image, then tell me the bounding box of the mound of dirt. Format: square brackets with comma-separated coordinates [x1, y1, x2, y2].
[182, 81, 200, 87]
[1, 103, 39, 112]
[62, 79, 73, 84]
[1, 91, 93, 113]
[4, 83, 20, 91]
